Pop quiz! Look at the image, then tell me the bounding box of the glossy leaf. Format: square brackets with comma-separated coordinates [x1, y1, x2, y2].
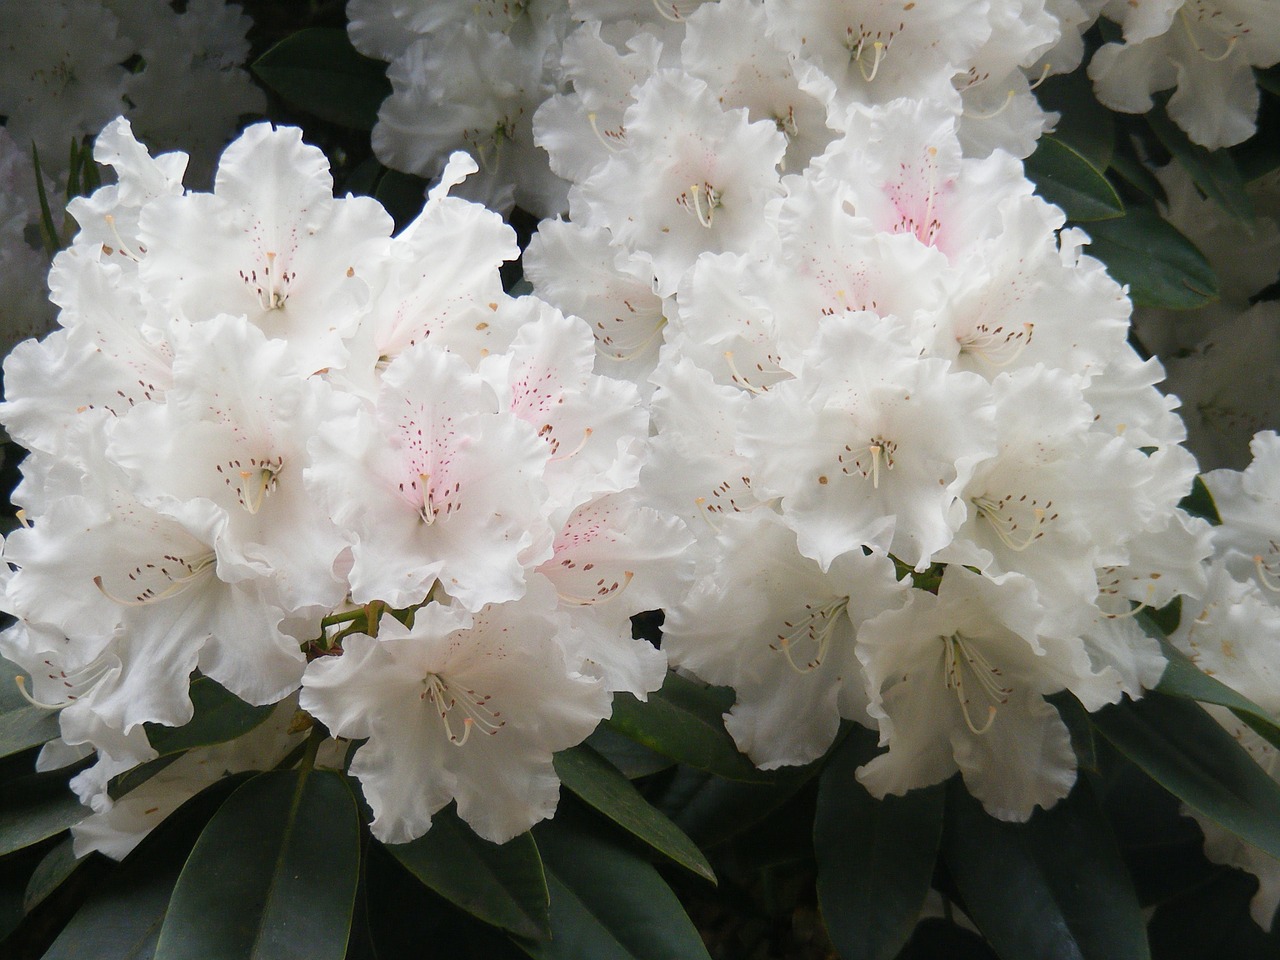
[1034, 69, 1115, 170]
[584, 725, 672, 780]
[0, 767, 87, 857]
[42, 778, 244, 960]
[661, 764, 817, 849]
[375, 170, 430, 234]
[1148, 867, 1280, 958]
[252, 28, 391, 130]
[554, 744, 714, 883]
[145, 678, 277, 757]
[814, 729, 945, 960]
[153, 769, 360, 960]
[1152, 637, 1280, 754]
[605, 672, 768, 782]
[1146, 106, 1254, 223]
[1084, 209, 1219, 309]
[0, 658, 62, 761]
[943, 779, 1149, 960]
[22, 834, 78, 914]
[1026, 135, 1124, 222]
[1178, 475, 1221, 525]
[1090, 692, 1280, 862]
[519, 814, 712, 960]
[384, 805, 550, 941]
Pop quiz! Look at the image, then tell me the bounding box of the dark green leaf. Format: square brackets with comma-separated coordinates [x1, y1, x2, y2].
[518, 814, 711, 960]
[1146, 106, 1254, 223]
[1151, 635, 1280, 754]
[605, 672, 769, 782]
[153, 769, 360, 960]
[22, 834, 79, 914]
[384, 804, 550, 941]
[944, 778, 1149, 960]
[1091, 692, 1280, 863]
[1109, 134, 1168, 203]
[145, 677, 277, 757]
[0, 658, 62, 760]
[1257, 65, 1280, 98]
[1148, 867, 1280, 958]
[554, 744, 714, 883]
[1085, 208, 1219, 309]
[42, 777, 243, 960]
[897, 919, 999, 960]
[661, 764, 817, 848]
[1026, 135, 1125, 221]
[108, 679, 277, 800]
[583, 725, 672, 780]
[374, 170, 430, 233]
[1034, 69, 1115, 170]
[814, 728, 945, 960]
[0, 767, 87, 857]
[252, 28, 391, 130]
[1178, 475, 1221, 525]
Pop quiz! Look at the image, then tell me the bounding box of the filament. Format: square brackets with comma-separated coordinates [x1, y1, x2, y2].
[723, 351, 770, 395]
[556, 570, 634, 606]
[15, 654, 119, 710]
[422, 674, 504, 745]
[962, 321, 1034, 367]
[967, 89, 1016, 121]
[972, 494, 1049, 552]
[943, 633, 1011, 736]
[770, 597, 849, 672]
[548, 427, 593, 463]
[95, 552, 217, 606]
[586, 112, 623, 152]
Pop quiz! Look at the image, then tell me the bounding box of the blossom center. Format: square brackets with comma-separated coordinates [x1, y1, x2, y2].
[771, 597, 849, 673]
[942, 632, 1011, 735]
[839, 437, 897, 488]
[420, 673, 504, 745]
[971, 492, 1054, 551]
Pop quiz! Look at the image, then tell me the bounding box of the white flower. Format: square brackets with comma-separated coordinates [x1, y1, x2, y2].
[1089, 0, 1280, 148]
[856, 565, 1098, 820]
[300, 593, 611, 844]
[664, 510, 907, 767]
[573, 69, 786, 296]
[739, 311, 997, 570]
[307, 343, 552, 611]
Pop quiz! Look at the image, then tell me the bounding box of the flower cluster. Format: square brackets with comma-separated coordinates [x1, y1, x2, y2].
[518, 0, 1211, 822]
[1171, 431, 1280, 928]
[0, 119, 692, 850]
[0, 0, 264, 359]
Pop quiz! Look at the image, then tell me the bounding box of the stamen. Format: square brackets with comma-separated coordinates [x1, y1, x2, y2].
[556, 570, 634, 606]
[943, 634, 1009, 735]
[586, 112, 623, 152]
[1103, 581, 1157, 619]
[418, 473, 437, 525]
[966, 89, 1016, 121]
[94, 552, 217, 606]
[15, 653, 119, 710]
[1255, 555, 1280, 593]
[685, 183, 719, 228]
[548, 427, 593, 463]
[238, 466, 278, 515]
[103, 214, 141, 261]
[651, 0, 683, 21]
[770, 597, 849, 672]
[422, 673, 504, 744]
[723, 351, 770, 394]
[962, 321, 1034, 367]
[857, 41, 886, 82]
[1027, 63, 1052, 90]
[972, 494, 1048, 551]
[838, 438, 896, 487]
[1179, 9, 1239, 62]
[597, 316, 667, 363]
